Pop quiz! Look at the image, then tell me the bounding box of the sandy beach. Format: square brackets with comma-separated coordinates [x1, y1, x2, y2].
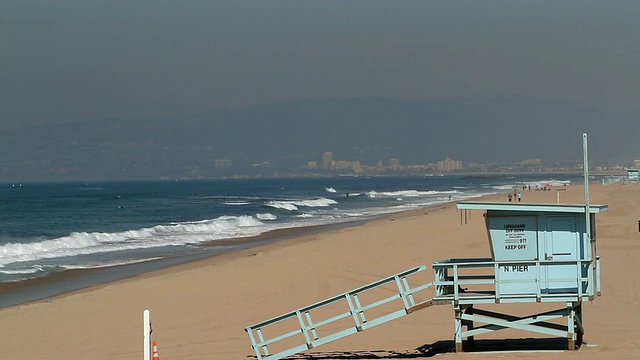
[1, 182, 639, 359]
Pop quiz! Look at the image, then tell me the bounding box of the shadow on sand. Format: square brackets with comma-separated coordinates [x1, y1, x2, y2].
[248, 338, 574, 359]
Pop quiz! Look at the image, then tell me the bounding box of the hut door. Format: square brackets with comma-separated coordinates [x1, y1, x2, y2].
[545, 216, 579, 293]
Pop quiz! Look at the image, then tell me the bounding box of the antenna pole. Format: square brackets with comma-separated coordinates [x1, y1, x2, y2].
[583, 133, 591, 242]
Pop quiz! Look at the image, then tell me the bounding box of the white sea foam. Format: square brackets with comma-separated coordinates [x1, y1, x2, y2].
[0, 266, 44, 275]
[529, 180, 572, 187]
[297, 198, 338, 207]
[343, 212, 366, 217]
[325, 187, 337, 193]
[0, 215, 268, 266]
[256, 213, 277, 221]
[266, 201, 299, 211]
[61, 258, 163, 270]
[366, 190, 457, 198]
[265, 198, 338, 211]
[224, 201, 250, 206]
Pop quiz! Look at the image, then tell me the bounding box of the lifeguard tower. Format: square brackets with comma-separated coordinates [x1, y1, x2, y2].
[245, 135, 605, 359]
[245, 200, 606, 359]
[442, 200, 606, 351]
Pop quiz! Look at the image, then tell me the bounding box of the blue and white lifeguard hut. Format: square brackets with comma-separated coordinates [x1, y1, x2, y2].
[245, 134, 605, 358]
[443, 200, 606, 351]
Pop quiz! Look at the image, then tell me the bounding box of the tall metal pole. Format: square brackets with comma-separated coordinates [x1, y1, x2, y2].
[583, 133, 591, 243]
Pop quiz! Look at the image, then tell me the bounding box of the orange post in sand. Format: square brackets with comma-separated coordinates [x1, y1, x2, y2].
[152, 341, 160, 360]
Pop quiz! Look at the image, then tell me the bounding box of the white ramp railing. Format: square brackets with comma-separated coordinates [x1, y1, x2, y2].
[602, 176, 623, 186]
[245, 265, 436, 360]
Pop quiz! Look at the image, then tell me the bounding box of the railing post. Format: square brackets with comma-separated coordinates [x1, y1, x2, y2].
[494, 262, 500, 302]
[345, 294, 363, 331]
[567, 303, 576, 350]
[295, 310, 312, 349]
[401, 276, 416, 306]
[246, 328, 263, 360]
[453, 265, 460, 301]
[454, 304, 463, 352]
[257, 328, 269, 357]
[304, 311, 318, 340]
[535, 262, 541, 301]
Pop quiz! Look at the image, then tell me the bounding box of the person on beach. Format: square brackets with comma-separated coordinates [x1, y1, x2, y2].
[507, 193, 513, 202]
[517, 192, 522, 202]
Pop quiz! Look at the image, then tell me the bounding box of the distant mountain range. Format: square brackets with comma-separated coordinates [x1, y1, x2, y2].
[1, 97, 638, 182]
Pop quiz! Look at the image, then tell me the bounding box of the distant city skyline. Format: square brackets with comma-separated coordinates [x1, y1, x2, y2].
[1, 96, 638, 182]
[302, 152, 634, 176]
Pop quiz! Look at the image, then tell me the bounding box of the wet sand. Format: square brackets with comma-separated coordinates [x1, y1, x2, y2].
[1, 182, 639, 359]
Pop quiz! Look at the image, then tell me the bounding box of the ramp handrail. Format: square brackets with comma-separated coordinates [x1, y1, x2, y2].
[245, 265, 434, 360]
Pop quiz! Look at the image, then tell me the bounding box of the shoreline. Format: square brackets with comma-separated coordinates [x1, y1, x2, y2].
[0, 206, 411, 309]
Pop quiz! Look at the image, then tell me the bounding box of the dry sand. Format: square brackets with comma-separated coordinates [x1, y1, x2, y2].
[1, 182, 639, 359]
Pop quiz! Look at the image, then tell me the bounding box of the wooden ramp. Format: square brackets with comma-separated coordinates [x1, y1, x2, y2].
[245, 265, 444, 360]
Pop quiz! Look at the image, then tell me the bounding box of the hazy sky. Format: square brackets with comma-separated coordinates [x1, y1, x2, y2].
[2, 0, 639, 129]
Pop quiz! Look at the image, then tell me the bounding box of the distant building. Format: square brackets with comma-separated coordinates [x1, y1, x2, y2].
[437, 157, 463, 172]
[215, 159, 232, 169]
[389, 158, 401, 170]
[352, 161, 363, 174]
[334, 160, 352, 170]
[252, 161, 274, 168]
[307, 161, 318, 169]
[634, 159, 640, 168]
[322, 152, 333, 169]
[521, 159, 542, 165]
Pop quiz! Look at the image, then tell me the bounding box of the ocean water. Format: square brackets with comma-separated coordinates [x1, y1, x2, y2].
[0, 175, 578, 305]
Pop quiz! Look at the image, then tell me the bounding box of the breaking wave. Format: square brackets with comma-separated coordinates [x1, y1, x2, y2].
[265, 198, 338, 211]
[366, 190, 457, 198]
[0, 215, 267, 267]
